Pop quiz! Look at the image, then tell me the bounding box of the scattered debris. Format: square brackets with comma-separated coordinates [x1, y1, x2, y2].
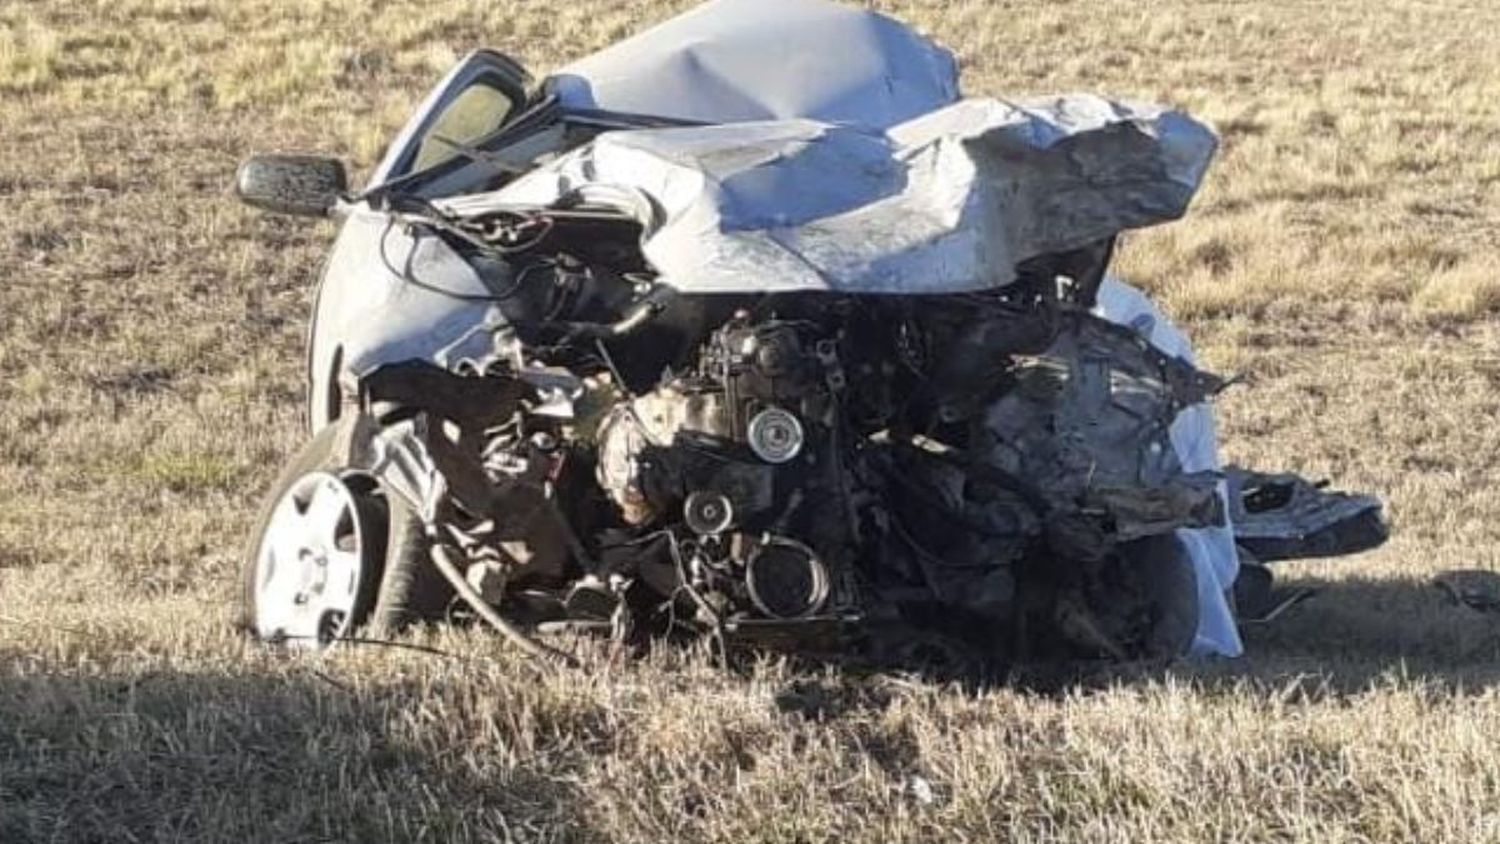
[906, 775, 937, 806]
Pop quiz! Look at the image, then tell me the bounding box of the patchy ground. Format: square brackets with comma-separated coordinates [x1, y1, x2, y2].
[3, 0, 1500, 840]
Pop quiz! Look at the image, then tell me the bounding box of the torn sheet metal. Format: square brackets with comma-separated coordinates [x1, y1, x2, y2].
[549, 0, 959, 130]
[457, 96, 1215, 295]
[1226, 467, 1388, 562]
[1095, 278, 1242, 658]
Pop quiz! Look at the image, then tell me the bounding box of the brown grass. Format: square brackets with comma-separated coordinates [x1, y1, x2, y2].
[4, 0, 1500, 840]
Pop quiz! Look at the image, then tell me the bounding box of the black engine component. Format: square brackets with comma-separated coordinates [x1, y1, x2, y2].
[354, 282, 1383, 675]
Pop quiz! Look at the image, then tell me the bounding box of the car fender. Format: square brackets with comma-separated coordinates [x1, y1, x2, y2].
[307, 208, 502, 432]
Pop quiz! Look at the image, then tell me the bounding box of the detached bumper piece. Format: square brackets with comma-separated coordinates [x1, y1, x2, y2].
[1228, 466, 1388, 563]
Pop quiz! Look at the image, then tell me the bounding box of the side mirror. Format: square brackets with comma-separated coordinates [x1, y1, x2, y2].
[234, 153, 349, 218]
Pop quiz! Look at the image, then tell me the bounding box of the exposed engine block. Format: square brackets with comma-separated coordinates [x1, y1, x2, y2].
[593, 315, 851, 622]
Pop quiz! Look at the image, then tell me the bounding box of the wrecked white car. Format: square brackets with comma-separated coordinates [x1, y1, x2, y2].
[234, 0, 1385, 672]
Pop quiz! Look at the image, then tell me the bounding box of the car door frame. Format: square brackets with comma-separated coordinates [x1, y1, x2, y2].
[366, 48, 532, 189]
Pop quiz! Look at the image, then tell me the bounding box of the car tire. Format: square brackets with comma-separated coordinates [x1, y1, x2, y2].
[1132, 534, 1201, 659]
[240, 422, 453, 642]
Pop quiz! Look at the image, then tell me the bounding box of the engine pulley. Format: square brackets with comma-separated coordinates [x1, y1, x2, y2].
[746, 407, 804, 464]
[684, 490, 735, 536]
[744, 535, 829, 619]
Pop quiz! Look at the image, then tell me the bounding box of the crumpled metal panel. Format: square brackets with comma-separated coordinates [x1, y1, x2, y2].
[549, 0, 959, 130]
[463, 96, 1215, 295]
[1225, 466, 1387, 562]
[1095, 279, 1242, 658]
[982, 311, 1214, 519]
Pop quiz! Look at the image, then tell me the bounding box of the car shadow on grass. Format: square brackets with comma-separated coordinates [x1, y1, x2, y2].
[1215, 572, 1500, 689]
[0, 662, 599, 844]
[1046, 572, 1500, 700]
[771, 573, 1500, 719]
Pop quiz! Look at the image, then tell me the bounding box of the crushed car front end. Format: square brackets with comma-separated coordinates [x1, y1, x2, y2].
[236, 0, 1386, 672]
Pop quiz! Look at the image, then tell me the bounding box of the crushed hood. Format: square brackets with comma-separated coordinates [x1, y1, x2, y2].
[449, 94, 1217, 294]
[547, 0, 960, 130]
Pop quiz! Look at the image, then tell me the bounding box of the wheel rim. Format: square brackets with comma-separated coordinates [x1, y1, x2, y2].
[252, 471, 375, 646]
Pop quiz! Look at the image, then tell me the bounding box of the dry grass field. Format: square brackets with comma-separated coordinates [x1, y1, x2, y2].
[4, 0, 1500, 839]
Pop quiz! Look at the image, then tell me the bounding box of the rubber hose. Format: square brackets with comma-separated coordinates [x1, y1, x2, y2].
[428, 544, 578, 666]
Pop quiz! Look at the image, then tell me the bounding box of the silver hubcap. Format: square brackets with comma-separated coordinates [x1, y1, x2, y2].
[253, 471, 372, 646]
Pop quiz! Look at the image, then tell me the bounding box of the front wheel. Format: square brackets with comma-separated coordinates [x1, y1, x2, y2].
[240, 422, 452, 646]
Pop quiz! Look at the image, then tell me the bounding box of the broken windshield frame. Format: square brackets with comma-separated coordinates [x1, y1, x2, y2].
[359, 88, 708, 209]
